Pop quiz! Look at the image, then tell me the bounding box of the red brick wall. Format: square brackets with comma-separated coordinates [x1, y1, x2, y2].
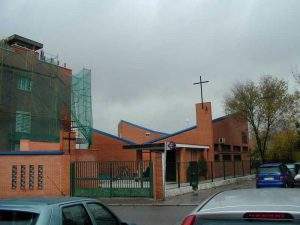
[213, 116, 248, 146]
[213, 115, 250, 160]
[118, 121, 164, 144]
[153, 102, 214, 161]
[88, 131, 137, 162]
[20, 140, 60, 151]
[0, 155, 70, 199]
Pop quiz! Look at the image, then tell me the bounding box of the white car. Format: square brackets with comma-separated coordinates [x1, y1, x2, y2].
[181, 189, 300, 225]
[295, 170, 300, 186]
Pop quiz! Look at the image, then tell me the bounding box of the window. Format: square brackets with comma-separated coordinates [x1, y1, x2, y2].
[241, 131, 248, 144]
[234, 155, 241, 161]
[15, 111, 31, 133]
[87, 203, 118, 225]
[233, 146, 241, 152]
[221, 144, 231, 152]
[62, 204, 92, 225]
[214, 154, 220, 161]
[13, 143, 20, 151]
[259, 166, 280, 174]
[223, 154, 231, 161]
[18, 76, 31, 91]
[242, 147, 248, 152]
[214, 144, 219, 152]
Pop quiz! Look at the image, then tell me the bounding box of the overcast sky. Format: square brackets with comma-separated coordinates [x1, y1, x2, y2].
[1, 0, 299, 134]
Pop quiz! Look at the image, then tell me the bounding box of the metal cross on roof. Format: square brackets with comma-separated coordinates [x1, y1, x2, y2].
[193, 76, 209, 108]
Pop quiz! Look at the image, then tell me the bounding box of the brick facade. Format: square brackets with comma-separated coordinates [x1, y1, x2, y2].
[90, 129, 137, 161]
[118, 120, 167, 144]
[0, 154, 70, 199]
[120, 102, 215, 162]
[70, 129, 137, 162]
[213, 115, 250, 162]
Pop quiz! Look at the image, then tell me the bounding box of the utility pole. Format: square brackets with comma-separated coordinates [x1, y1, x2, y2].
[193, 76, 209, 108]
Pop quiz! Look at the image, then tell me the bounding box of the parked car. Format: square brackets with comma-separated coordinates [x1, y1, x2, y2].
[181, 189, 300, 225]
[294, 168, 300, 187]
[286, 163, 297, 177]
[256, 163, 294, 188]
[0, 197, 132, 225]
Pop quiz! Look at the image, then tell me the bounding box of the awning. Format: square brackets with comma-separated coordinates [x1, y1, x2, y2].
[123, 143, 164, 151]
[123, 142, 209, 152]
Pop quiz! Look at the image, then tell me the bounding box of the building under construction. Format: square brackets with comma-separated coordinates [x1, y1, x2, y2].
[0, 34, 92, 151]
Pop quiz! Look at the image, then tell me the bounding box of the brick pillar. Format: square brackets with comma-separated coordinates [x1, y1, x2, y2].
[136, 150, 143, 161]
[152, 152, 165, 200]
[180, 148, 188, 183]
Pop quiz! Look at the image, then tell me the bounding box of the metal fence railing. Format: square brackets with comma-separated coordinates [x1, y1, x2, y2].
[166, 160, 253, 188]
[71, 161, 153, 198]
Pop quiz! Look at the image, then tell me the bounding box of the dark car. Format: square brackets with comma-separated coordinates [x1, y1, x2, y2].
[0, 197, 132, 225]
[256, 163, 294, 188]
[181, 189, 300, 225]
[286, 162, 300, 177]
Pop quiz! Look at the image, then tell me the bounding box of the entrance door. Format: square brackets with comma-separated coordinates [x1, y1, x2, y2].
[166, 150, 176, 182]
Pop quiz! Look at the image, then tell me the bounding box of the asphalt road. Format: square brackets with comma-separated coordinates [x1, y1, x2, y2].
[108, 179, 255, 225]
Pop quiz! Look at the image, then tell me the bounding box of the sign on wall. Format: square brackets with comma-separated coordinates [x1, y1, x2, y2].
[165, 141, 176, 151]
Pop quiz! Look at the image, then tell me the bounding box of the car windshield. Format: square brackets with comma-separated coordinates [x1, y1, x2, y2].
[258, 166, 280, 174]
[0, 210, 38, 225]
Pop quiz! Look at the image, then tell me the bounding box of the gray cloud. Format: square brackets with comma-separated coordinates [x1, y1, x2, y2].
[1, 0, 299, 134]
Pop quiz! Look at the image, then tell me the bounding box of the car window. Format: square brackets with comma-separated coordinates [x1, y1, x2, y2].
[286, 164, 294, 170]
[62, 204, 93, 225]
[0, 210, 38, 225]
[86, 203, 119, 225]
[259, 166, 280, 174]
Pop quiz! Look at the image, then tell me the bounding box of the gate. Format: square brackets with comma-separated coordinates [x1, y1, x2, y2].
[70, 161, 153, 198]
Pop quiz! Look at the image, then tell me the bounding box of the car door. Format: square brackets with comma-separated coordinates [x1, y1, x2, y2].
[85, 202, 120, 225]
[61, 203, 94, 225]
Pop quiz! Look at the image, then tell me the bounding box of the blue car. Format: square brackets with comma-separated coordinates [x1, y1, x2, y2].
[256, 163, 294, 188]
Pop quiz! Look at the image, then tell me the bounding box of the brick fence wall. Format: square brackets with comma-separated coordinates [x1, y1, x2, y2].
[0, 154, 70, 199]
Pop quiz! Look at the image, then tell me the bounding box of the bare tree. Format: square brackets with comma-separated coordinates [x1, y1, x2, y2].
[225, 76, 297, 162]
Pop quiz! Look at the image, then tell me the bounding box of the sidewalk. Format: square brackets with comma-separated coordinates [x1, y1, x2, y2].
[165, 175, 254, 197]
[99, 176, 255, 206]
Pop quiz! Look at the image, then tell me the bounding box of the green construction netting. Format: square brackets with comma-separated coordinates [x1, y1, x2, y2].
[71, 68, 93, 148]
[0, 41, 92, 151]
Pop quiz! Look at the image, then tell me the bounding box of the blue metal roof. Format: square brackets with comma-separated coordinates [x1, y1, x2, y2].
[93, 128, 136, 145]
[212, 115, 231, 123]
[145, 125, 197, 144]
[119, 120, 168, 136]
[0, 150, 64, 156]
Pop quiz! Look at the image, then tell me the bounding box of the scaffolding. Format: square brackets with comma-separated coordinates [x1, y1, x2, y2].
[0, 37, 93, 151]
[71, 68, 93, 148]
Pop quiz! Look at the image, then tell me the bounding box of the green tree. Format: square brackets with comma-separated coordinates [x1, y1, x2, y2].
[268, 129, 298, 161]
[225, 76, 297, 162]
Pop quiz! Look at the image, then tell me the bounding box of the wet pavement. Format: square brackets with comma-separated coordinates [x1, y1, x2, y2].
[102, 179, 255, 225]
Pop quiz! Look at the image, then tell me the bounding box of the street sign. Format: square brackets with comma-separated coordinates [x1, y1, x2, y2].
[166, 141, 176, 150]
